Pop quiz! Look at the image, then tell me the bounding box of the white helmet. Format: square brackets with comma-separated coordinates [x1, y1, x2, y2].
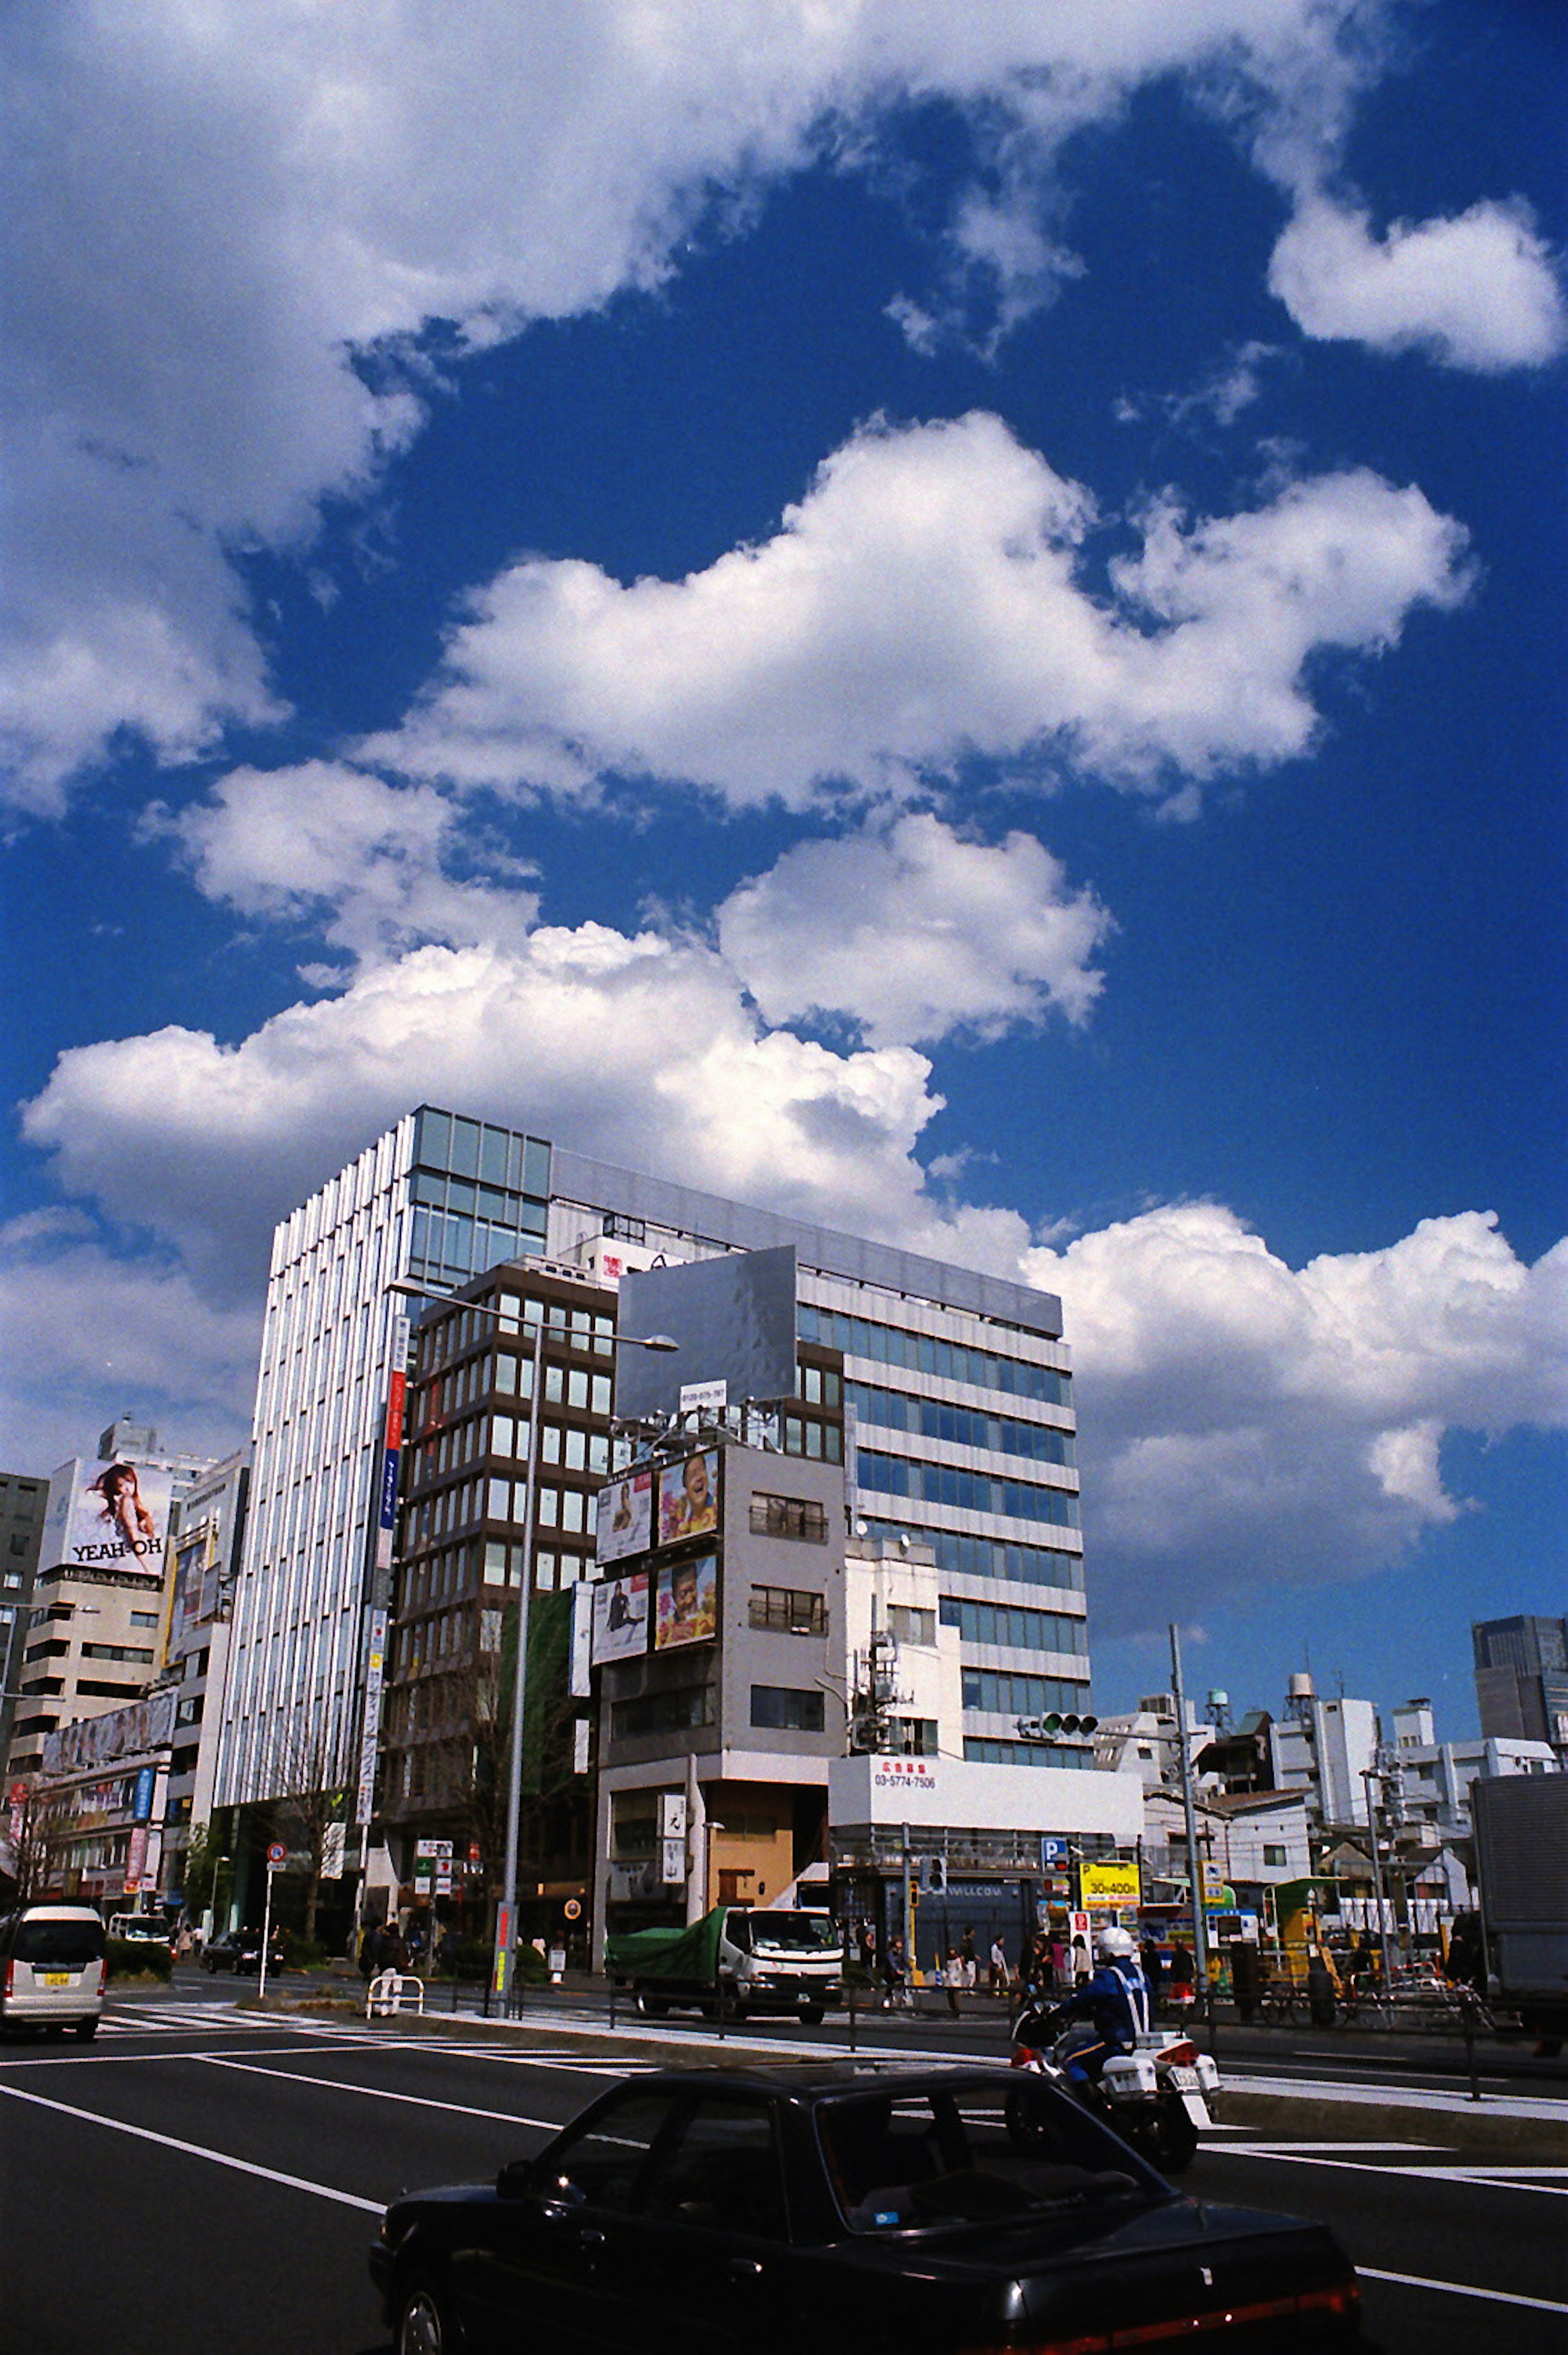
[1096, 1925, 1136, 1961]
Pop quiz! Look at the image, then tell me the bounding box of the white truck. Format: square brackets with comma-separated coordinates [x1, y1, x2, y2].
[606, 1905, 844, 2023]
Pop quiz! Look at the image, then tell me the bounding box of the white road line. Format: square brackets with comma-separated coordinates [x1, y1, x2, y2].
[1221, 2139, 1449, 2154]
[0, 2080, 384, 2212]
[197, 2050, 557, 2131]
[1361, 2266, 1568, 2315]
[1218, 2146, 1568, 2197]
[0, 2039, 385, 2071]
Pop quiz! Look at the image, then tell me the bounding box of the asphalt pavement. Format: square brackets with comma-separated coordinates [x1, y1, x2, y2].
[0, 1978, 1563, 2354]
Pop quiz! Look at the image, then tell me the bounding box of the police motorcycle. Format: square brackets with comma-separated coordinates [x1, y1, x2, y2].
[1008, 1927, 1220, 2175]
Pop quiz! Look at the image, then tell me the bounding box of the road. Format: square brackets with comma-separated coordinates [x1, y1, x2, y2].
[1, 1981, 1564, 2354]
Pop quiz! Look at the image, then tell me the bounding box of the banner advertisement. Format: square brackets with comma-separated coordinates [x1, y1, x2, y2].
[41, 1687, 176, 1778]
[124, 1825, 148, 1892]
[47, 1456, 174, 1574]
[374, 1330, 410, 1573]
[656, 1449, 719, 1550]
[654, 1552, 717, 1650]
[356, 1607, 388, 1827]
[1079, 1858, 1142, 1907]
[591, 1570, 650, 1665]
[595, 1466, 653, 1565]
[170, 1531, 217, 1645]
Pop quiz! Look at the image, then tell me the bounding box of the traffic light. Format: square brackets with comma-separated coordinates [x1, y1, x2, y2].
[922, 1856, 947, 1894]
[1016, 1712, 1100, 1741]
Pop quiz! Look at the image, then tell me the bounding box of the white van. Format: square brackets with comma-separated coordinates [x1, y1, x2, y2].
[0, 1905, 107, 2039]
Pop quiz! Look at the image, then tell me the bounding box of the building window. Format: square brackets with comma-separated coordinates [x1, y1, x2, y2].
[750, 1684, 824, 1733]
[782, 1418, 842, 1463]
[887, 1605, 935, 1648]
[1263, 1844, 1287, 1867]
[798, 1302, 1071, 1407]
[940, 1597, 1088, 1658]
[749, 1493, 828, 1543]
[889, 1717, 938, 1756]
[611, 1685, 714, 1739]
[748, 1586, 828, 1635]
[859, 1451, 1079, 1532]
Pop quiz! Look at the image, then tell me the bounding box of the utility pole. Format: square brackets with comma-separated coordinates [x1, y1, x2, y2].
[1361, 1768, 1397, 1995]
[1168, 1623, 1212, 2023]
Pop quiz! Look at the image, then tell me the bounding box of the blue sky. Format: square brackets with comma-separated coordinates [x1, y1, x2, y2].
[2, 2, 1564, 1737]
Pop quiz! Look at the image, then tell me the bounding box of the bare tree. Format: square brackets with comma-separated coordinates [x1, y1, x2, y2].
[266, 1716, 349, 1945]
[6, 1779, 71, 1906]
[452, 1589, 583, 1935]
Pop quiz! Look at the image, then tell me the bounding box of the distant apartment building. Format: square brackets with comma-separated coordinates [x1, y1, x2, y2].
[1268, 1676, 1380, 1828]
[1472, 1616, 1568, 1760]
[219, 1105, 1092, 1913]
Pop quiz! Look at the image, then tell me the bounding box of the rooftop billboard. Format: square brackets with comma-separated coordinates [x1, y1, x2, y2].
[614, 1244, 797, 1419]
[43, 1456, 173, 1575]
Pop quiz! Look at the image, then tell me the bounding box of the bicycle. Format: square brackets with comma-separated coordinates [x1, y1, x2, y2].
[1256, 1976, 1303, 2026]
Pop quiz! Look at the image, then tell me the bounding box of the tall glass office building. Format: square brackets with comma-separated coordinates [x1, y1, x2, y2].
[218, 1107, 1090, 1814]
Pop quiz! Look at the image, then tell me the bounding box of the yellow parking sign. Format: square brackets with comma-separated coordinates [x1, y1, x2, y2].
[1079, 1858, 1142, 1907]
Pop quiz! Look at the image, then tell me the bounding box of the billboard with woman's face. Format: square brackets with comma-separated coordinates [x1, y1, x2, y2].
[656, 1449, 719, 1549]
[45, 1457, 173, 1573]
[654, 1551, 718, 1650]
[595, 1466, 653, 1565]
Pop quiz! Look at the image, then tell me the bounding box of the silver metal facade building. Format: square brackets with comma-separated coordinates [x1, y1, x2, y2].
[220, 1107, 1089, 1809]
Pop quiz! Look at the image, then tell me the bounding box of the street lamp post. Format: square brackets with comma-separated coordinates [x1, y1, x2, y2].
[386, 1279, 674, 2008]
[1168, 1622, 1213, 2027]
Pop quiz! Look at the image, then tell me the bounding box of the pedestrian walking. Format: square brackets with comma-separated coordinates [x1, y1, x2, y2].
[989, 1933, 1009, 1994]
[1229, 1936, 1262, 2024]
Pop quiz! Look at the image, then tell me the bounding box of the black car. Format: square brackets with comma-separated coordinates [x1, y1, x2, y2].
[201, 1929, 263, 1975]
[369, 2064, 1363, 2353]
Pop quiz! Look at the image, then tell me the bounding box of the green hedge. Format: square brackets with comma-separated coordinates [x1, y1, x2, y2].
[105, 1938, 172, 1983]
[428, 1937, 548, 1983]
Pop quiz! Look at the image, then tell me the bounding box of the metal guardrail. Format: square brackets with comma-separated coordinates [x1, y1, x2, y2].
[366, 1969, 425, 2019]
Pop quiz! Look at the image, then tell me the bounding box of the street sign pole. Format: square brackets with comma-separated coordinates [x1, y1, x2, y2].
[259, 1865, 276, 1999]
[259, 1841, 287, 1999]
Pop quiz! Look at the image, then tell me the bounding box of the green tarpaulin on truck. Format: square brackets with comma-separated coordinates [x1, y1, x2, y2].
[604, 1909, 725, 1982]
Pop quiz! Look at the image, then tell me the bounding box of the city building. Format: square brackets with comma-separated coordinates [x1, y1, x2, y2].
[0, 1470, 49, 1771]
[219, 1104, 1091, 1923]
[27, 1691, 176, 1908]
[1093, 1692, 1215, 1792]
[843, 1535, 964, 1763]
[159, 1448, 249, 1913]
[1472, 1616, 1568, 1759]
[594, 1435, 849, 1939]
[1268, 1675, 1380, 1828]
[5, 1425, 212, 1781]
[376, 1260, 625, 1938]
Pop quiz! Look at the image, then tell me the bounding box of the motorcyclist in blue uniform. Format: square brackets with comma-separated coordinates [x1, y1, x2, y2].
[1030, 1924, 1150, 2089]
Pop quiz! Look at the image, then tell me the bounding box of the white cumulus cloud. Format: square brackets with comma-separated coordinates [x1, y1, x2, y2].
[1270, 196, 1567, 372]
[718, 812, 1111, 1043]
[374, 413, 1469, 809]
[155, 761, 539, 971]
[19, 926, 1033, 1292]
[1025, 1202, 1568, 1630]
[3, 0, 1476, 806]
[0, 1212, 261, 1470]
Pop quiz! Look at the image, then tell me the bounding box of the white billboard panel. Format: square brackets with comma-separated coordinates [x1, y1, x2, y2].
[591, 1570, 650, 1665]
[595, 1467, 653, 1565]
